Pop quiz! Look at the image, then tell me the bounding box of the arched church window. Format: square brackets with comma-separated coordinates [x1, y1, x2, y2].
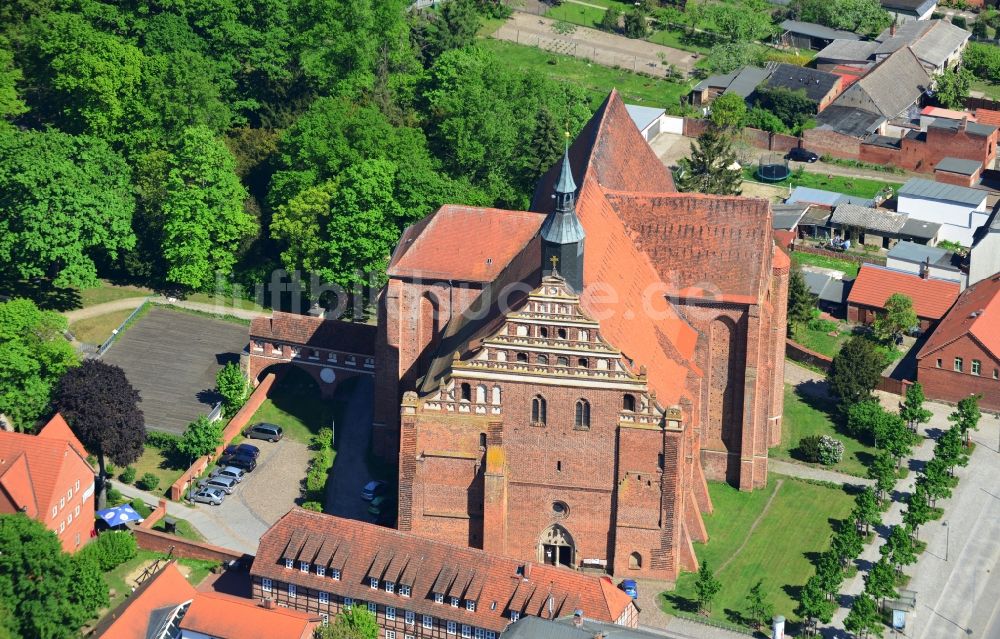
[557, 328, 567, 339]
[556, 356, 569, 367]
[516, 325, 528, 337]
[623, 394, 636, 412]
[578, 330, 589, 342]
[537, 355, 549, 366]
[629, 552, 642, 569]
[539, 327, 549, 338]
[516, 352, 528, 363]
[575, 400, 590, 430]
[479, 433, 487, 449]
[460, 383, 471, 402]
[577, 358, 588, 369]
[491, 386, 501, 404]
[476, 385, 486, 403]
[532, 396, 547, 426]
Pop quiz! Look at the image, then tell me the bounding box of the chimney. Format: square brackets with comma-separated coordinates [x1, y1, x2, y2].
[307, 303, 325, 319]
[573, 610, 584, 628]
[920, 257, 930, 279]
[262, 597, 276, 610]
[522, 563, 532, 580]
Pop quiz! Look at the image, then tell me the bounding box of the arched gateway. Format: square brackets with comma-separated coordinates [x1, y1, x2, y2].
[247, 312, 376, 397]
[537, 524, 575, 568]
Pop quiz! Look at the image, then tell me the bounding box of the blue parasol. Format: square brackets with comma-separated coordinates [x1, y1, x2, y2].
[96, 504, 144, 525]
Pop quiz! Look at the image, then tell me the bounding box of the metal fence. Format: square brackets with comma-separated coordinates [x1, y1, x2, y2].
[94, 299, 152, 358]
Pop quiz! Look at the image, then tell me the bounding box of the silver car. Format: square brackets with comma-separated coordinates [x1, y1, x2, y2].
[210, 465, 246, 483]
[192, 487, 225, 505]
[199, 475, 238, 495]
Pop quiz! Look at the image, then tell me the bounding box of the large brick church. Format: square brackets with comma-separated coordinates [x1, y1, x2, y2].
[371, 91, 789, 581]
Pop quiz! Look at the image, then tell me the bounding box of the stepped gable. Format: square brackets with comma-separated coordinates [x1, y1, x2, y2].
[531, 89, 675, 212]
[388, 205, 546, 283]
[604, 192, 773, 302]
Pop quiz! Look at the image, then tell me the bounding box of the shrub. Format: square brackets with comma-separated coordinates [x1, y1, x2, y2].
[312, 427, 333, 451]
[305, 449, 333, 494]
[817, 435, 845, 466]
[119, 466, 137, 485]
[952, 15, 967, 29]
[105, 462, 117, 476]
[799, 435, 824, 463]
[808, 318, 839, 333]
[82, 531, 138, 570]
[137, 473, 160, 491]
[146, 431, 180, 451]
[130, 498, 153, 518]
[302, 501, 323, 512]
[106, 486, 124, 505]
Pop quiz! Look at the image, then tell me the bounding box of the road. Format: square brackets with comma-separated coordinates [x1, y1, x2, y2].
[325, 375, 377, 522]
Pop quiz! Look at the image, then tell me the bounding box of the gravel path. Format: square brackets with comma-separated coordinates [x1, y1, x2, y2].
[64, 296, 269, 324]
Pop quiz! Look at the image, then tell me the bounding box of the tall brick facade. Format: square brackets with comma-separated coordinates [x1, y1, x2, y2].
[380, 91, 788, 582]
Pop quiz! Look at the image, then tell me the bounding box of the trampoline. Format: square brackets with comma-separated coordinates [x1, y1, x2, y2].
[756, 153, 791, 182]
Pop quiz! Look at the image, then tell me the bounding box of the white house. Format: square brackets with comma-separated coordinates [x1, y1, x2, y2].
[969, 210, 1000, 286]
[625, 104, 679, 142]
[886, 240, 965, 286]
[895, 178, 988, 246]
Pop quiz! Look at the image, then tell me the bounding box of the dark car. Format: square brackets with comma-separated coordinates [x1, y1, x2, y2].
[223, 443, 260, 459]
[221, 452, 257, 472]
[619, 579, 638, 600]
[361, 480, 387, 501]
[787, 147, 819, 163]
[244, 423, 283, 442]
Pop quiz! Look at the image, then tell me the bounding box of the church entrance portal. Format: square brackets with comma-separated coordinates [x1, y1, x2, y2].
[538, 525, 575, 568]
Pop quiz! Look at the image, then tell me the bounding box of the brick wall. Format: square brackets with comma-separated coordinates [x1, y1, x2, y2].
[683, 118, 800, 154]
[803, 128, 862, 161]
[169, 374, 276, 500]
[785, 339, 833, 372]
[917, 335, 1000, 410]
[133, 527, 245, 563]
[935, 169, 979, 187]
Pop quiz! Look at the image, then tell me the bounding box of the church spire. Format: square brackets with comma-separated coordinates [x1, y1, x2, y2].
[541, 136, 585, 292]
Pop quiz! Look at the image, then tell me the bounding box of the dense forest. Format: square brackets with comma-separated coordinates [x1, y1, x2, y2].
[0, 0, 592, 302]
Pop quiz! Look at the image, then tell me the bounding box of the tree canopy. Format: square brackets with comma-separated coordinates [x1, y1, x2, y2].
[828, 336, 886, 408]
[676, 127, 743, 195]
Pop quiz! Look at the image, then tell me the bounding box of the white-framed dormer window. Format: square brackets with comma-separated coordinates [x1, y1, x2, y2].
[331, 568, 341, 580]
[285, 558, 293, 569]
[386, 632, 396, 639]
[385, 581, 395, 594]
[405, 610, 415, 625]
[319, 591, 329, 605]
[466, 600, 475, 612]
[262, 578, 272, 592]
[316, 566, 325, 577]
[74, 505, 80, 517]
[400, 584, 411, 597]
[434, 593, 444, 604]
[67, 512, 73, 525]
[344, 597, 354, 608]
[67, 488, 72, 500]
[447, 621, 457, 635]
[51, 506, 57, 519]
[370, 577, 379, 589]
[368, 602, 377, 614]
[509, 611, 519, 622]
[474, 629, 487, 639]
[461, 625, 472, 639]
[288, 584, 296, 598]
[300, 561, 309, 573]
[422, 615, 433, 629]
[321, 613, 329, 625]
[60, 497, 64, 509]
[59, 522, 65, 533]
[450, 596, 459, 608]
[386, 606, 396, 621]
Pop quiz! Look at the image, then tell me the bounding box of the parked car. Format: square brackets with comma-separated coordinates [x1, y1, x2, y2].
[244, 423, 283, 442]
[787, 147, 819, 163]
[619, 579, 638, 600]
[191, 487, 225, 506]
[361, 480, 387, 501]
[199, 475, 238, 495]
[368, 495, 388, 516]
[223, 443, 260, 459]
[222, 453, 257, 472]
[210, 465, 246, 483]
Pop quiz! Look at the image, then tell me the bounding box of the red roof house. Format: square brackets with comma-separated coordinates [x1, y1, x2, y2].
[916, 274, 1000, 410]
[95, 561, 321, 639]
[0, 414, 96, 552]
[847, 264, 961, 330]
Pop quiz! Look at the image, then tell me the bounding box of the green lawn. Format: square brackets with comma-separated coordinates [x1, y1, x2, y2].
[790, 321, 851, 358]
[744, 167, 902, 200]
[648, 27, 716, 55]
[249, 367, 335, 444]
[481, 39, 691, 108]
[773, 385, 877, 477]
[546, 3, 606, 29]
[790, 251, 861, 278]
[69, 308, 137, 345]
[972, 79, 1000, 101]
[660, 476, 854, 628]
[78, 281, 152, 307]
[184, 291, 263, 312]
[125, 444, 187, 499]
[152, 517, 205, 542]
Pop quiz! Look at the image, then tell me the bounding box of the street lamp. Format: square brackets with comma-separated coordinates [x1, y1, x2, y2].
[942, 521, 949, 562]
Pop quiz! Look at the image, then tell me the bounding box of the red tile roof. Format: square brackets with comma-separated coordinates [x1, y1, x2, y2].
[180, 592, 319, 639]
[95, 562, 196, 639]
[251, 509, 636, 634]
[847, 264, 960, 320]
[388, 206, 546, 283]
[250, 313, 377, 356]
[975, 108, 1000, 126]
[0, 429, 89, 520]
[38, 413, 89, 458]
[917, 273, 1000, 360]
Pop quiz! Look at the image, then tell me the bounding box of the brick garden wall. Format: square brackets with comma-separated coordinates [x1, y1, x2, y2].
[683, 118, 800, 153]
[803, 128, 862, 160]
[169, 373, 276, 500]
[133, 526, 245, 563]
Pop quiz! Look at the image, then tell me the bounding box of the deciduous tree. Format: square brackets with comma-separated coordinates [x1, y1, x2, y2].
[798, 575, 836, 635]
[852, 486, 881, 536]
[52, 360, 145, 508]
[0, 299, 78, 430]
[934, 425, 968, 472]
[216, 362, 250, 418]
[709, 93, 748, 130]
[917, 456, 952, 506]
[162, 125, 256, 290]
[744, 579, 774, 630]
[934, 67, 972, 110]
[676, 127, 742, 195]
[948, 394, 982, 447]
[880, 525, 917, 576]
[695, 560, 722, 614]
[0, 514, 109, 639]
[0, 128, 136, 288]
[831, 526, 864, 568]
[177, 416, 225, 462]
[844, 592, 883, 638]
[899, 382, 932, 432]
[868, 451, 896, 505]
[864, 557, 897, 608]
[902, 484, 933, 535]
[873, 293, 916, 344]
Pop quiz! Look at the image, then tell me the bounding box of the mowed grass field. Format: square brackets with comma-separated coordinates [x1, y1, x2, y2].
[791, 251, 861, 278]
[69, 307, 137, 344]
[480, 39, 691, 107]
[249, 367, 335, 445]
[773, 385, 877, 477]
[661, 476, 854, 626]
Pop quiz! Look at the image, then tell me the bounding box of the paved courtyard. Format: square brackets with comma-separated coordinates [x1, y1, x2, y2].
[101, 308, 249, 434]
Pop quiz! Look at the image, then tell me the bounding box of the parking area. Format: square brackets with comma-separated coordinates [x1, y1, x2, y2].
[188, 436, 311, 549]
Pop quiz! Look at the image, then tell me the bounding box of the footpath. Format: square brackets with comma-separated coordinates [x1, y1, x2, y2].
[64, 296, 268, 324]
